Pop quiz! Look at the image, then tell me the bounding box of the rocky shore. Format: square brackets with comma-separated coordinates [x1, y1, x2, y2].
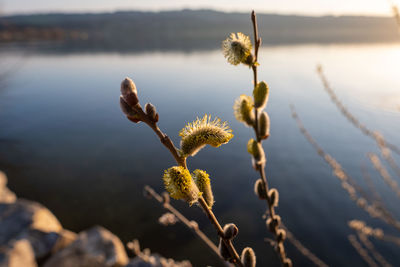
[0, 171, 191, 267]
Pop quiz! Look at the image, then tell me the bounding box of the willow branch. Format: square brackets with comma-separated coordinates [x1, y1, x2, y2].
[249, 10, 291, 266]
[282, 225, 329, 267]
[291, 105, 400, 232]
[127, 103, 243, 266]
[316, 64, 400, 161]
[348, 235, 379, 267]
[143, 186, 231, 266]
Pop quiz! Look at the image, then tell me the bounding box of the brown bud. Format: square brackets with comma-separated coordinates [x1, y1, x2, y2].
[223, 223, 239, 240]
[120, 78, 139, 106]
[120, 96, 137, 116]
[259, 111, 270, 140]
[124, 91, 139, 107]
[268, 188, 279, 207]
[241, 247, 256, 267]
[120, 77, 137, 97]
[277, 229, 286, 242]
[266, 215, 281, 232]
[145, 103, 159, 122]
[254, 179, 267, 199]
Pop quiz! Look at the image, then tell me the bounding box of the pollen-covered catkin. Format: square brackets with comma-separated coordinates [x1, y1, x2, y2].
[241, 247, 256, 267]
[234, 95, 254, 127]
[192, 169, 214, 208]
[180, 115, 233, 157]
[163, 166, 200, 205]
[222, 32, 253, 66]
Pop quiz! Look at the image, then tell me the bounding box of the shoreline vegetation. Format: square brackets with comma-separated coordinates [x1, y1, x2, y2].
[1, 9, 399, 50]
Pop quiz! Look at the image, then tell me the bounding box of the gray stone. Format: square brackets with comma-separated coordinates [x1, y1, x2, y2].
[125, 254, 192, 267]
[43, 226, 129, 267]
[0, 199, 63, 261]
[0, 171, 16, 203]
[0, 239, 37, 267]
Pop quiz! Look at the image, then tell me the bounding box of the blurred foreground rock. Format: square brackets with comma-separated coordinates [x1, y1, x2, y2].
[43, 226, 129, 267]
[0, 171, 191, 267]
[0, 171, 16, 203]
[126, 255, 192, 267]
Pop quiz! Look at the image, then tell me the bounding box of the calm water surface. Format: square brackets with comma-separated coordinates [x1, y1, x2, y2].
[0, 44, 400, 266]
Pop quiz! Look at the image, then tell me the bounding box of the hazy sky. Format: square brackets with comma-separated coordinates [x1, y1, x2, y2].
[0, 0, 398, 16]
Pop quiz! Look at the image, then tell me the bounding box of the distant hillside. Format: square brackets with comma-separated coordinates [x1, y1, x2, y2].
[0, 9, 399, 51]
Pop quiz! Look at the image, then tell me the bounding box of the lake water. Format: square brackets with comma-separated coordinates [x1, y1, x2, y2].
[0, 43, 400, 266]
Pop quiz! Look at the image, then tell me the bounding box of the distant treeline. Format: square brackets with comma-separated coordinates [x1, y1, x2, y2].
[0, 9, 399, 51]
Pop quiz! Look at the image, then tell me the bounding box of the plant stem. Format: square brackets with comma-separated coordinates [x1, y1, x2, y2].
[198, 196, 243, 266]
[129, 104, 243, 266]
[250, 10, 291, 266]
[144, 186, 231, 266]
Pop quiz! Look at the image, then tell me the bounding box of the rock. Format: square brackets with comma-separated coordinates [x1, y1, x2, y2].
[0, 239, 37, 267]
[43, 226, 129, 267]
[0, 199, 63, 261]
[0, 171, 16, 203]
[51, 230, 78, 253]
[125, 254, 192, 267]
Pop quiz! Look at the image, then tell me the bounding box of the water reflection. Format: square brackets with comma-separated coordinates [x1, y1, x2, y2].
[0, 44, 399, 266]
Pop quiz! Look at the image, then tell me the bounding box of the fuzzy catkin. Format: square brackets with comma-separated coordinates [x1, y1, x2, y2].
[179, 115, 233, 157]
[163, 166, 199, 205]
[192, 169, 214, 208]
[233, 95, 254, 127]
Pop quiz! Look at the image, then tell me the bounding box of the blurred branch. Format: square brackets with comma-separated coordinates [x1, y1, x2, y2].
[291, 105, 400, 231]
[368, 153, 400, 199]
[143, 186, 228, 265]
[357, 232, 393, 267]
[281, 225, 328, 267]
[348, 234, 378, 267]
[316, 64, 400, 158]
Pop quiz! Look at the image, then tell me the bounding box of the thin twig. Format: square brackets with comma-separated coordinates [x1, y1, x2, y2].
[282, 225, 329, 267]
[368, 152, 400, 199]
[291, 105, 400, 232]
[348, 235, 379, 267]
[316, 65, 400, 157]
[357, 233, 393, 267]
[144, 186, 230, 266]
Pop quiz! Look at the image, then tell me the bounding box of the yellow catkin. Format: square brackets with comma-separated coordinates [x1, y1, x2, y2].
[163, 166, 199, 205]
